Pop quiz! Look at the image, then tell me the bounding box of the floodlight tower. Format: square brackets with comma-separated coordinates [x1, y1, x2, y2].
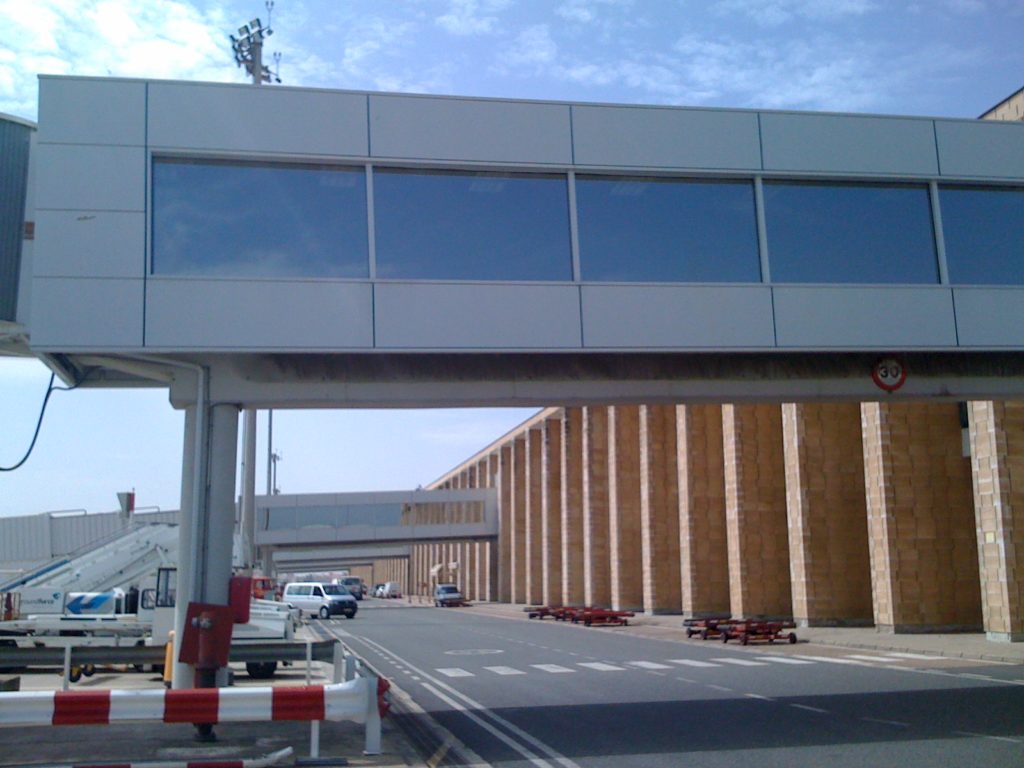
[229, 1, 281, 85]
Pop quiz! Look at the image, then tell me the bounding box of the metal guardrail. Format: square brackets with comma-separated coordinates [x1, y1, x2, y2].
[0, 639, 335, 668]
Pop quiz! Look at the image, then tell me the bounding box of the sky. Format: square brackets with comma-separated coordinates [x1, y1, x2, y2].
[1, 0, 1023, 517]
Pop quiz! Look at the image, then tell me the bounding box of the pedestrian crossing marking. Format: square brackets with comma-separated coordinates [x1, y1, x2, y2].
[578, 662, 625, 671]
[756, 656, 816, 665]
[532, 664, 575, 674]
[437, 668, 473, 677]
[628, 661, 673, 670]
[710, 658, 768, 667]
[668, 659, 721, 668]
[846, 654, 901, 663]
[883, 652, 937, 660]
[484, 666, 526, 675]
[792, 655, 864, 665]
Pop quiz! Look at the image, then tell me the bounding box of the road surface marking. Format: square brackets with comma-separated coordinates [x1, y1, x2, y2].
[485, 666, 526, 676]
[532, 664, 575, 674]
[755, 656, 815, 665]
[954, 731, 1021, 744]
[862, 717, 909, 728]
[792, 655, 864, 665]
[578, 662, 625, 672]
[710, 658, 768, 667]
[628, 661, 673, 670]
[437, 668, 474, 678]
[707, 684, 733, 692]
[883, 652, 938, 660]
[846, 654, 901, 663]
[791, 704, 829, 714]
[668, 659, 721, 668]
[744, 693, 773, 701]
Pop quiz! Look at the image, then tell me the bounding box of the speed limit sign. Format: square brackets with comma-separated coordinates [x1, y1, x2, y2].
[872, 356, 907, 393]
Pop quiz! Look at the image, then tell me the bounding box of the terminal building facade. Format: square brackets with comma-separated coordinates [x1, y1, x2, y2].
[3, 77, 1024, 648]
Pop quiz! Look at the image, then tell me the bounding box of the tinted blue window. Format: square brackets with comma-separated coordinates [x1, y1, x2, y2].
[941, 186, 1024, 285]
[577, 177, 760, 282]
[374, 169, 572, 281]
[152, 160, 368, 277]
[764, 182, 938, 284]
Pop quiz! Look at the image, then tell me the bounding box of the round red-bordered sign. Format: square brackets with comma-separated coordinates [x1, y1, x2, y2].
[872, 356, 907, 393]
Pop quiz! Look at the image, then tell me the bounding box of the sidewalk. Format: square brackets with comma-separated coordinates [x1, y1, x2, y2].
[463, 601, 1024, 665]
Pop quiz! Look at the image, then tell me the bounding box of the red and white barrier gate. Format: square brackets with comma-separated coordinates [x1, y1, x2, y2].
[0, 679, 373, 726]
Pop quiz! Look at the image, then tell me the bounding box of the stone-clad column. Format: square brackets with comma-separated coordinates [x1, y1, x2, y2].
[525, 428, 544, 605]
[609, 405, 644, 611]
[862, 402, 981, 632]
[640, 405, 681, 614]
[722, 404, 792, 619]
[542, 413, 564, 607]
[583, 406, 612, 608]
[498, 445, 513, 602]
[561, 408, 586, 606]
[783, 403, 873, 626]
[511, 435, 527, 604]
[678, 405, 730, 617]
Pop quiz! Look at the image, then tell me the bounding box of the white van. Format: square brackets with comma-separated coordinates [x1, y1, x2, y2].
[282, 582, 358, 619]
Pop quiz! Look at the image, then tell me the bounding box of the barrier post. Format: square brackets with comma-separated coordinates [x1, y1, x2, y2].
[306, 640, 319, 758]
[344, 654, 357, 682]
[332, 642, 344, 684]
[62, 646, 71, 691]
[363, 673, 382, 756]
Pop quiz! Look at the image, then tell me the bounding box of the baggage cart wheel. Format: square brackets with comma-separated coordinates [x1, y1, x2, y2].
[83, 663, 96, 677]
[686, 628, 694, 638]
[788, 632, 797, 644]
[740, 634, 750, 646]
[700, 629, 709, 641]
[721, 631, 729, 643]
[68, 666, 82, 683]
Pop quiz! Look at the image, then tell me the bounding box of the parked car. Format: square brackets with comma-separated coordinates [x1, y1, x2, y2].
[382, 582, 402, 599]
[282, 582, 358, 619]
[434, 583, 463, 607]
[372, 583, 385, 598]
[340, 576, 364, 600]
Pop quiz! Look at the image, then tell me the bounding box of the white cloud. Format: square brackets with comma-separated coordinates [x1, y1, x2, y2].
[556, 0, 636, 24]
[712, 0, 877, 26]
[435, 0, 510, 36]
[0, 0, 242, 120]
[500, 24, 558, 68]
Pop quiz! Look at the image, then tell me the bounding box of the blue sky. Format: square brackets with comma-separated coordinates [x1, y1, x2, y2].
[1, 0, 1022, 517]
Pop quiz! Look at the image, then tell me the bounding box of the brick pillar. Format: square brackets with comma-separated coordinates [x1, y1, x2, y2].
[862, 402, 981, 632]
[510, 437, 527, 603]
[498, 445, 513, 603]
[608, 405, 644, 611]
[561, 407, 586, 606]
[783, 403, 873, 626]
[640, 405, 682, 614]
[678, 405, 730, 617]
[583, 406, 612, 607]
[542, 414, 564, 606]
[525, 428, 544, 605]
[723, 404, 792, 619]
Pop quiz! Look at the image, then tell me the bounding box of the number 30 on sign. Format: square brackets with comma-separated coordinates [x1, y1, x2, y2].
[872, 357, 907, 393]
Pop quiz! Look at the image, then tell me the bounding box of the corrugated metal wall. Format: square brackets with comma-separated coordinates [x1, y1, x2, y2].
[0, 116, 31, 322]
[0, 509, 180, 573]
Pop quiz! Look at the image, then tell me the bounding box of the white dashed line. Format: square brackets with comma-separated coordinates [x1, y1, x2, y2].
[707, 684, 733, 692]
[792, 655, 865, 665]
[755, 656, 816, 665]
[790, 704, 829, 714]
[846, 655, 901, 663]
[628, 661, 674, 670]
[578, 662, 626, 672]
[862, 717, 909, 728]
[710, 658, 768, 667]
[883, 652, 938, 660]
[485, 666, 526, 676]
[668, 659, 721, 668]
[436, 668, 474, 678]
[744, 693, 773, 701]
[531, 664, 575, 674]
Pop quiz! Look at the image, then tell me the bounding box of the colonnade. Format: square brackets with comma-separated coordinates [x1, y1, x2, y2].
[428, 401, 1024, 641]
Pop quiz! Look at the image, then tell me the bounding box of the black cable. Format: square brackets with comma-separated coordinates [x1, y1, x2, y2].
[1, 372, 57, 472]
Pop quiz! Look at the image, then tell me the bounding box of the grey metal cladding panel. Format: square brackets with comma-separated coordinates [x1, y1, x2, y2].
[370, 95, 571, 164]
[34, 211, 144, 278]
[773, 286, 956, 348]
[375, 283, 582, 349]
[760, 113, 938, 176]
[38, 79, 145, 146]
[580, 286, 774, 348]
[0, 119, 30, 321]
[571, 105, 761, 170]
[148, 83, 368, 156]
[30, 278, 144, 348]
[935, 119, 1024, 179]
[34, 144, 145, 211]
[145, 280, 373, 349]
[953, 289, 1024, 348]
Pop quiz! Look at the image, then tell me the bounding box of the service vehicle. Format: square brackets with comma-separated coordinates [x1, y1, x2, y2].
[339, 576, 365, 600]
[382, 582, 402, 599]
[282, 582, 358, 619]
[433, 583, 464, 607]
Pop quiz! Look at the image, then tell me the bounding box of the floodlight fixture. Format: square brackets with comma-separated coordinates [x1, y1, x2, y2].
[238, 24, 249, 37]
[228, 4, 279, 85]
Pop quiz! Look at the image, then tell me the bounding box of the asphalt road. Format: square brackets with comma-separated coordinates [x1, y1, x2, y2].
[317, 601, 1024, 768]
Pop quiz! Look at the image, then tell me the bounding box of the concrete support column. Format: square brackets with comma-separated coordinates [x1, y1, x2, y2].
[608, 406, 644, 611]
[498, 445, 513, 603]
[782, 403, 872, 627]
[172, 406, 197, 689]
[198, 404, 239, 608]
[968, 400, 1024, 641]
[541, 414, 564, 607]
[677, 405, 730, 618]
[722, 404, 792, 619]
[640, 405, 682, 614]
[561, 407, 585, 606]
[511, 437, 527, 603]
[583, 406, 612, 608]
[862, 402, 981, 632]
[525, 428, 544, 605]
